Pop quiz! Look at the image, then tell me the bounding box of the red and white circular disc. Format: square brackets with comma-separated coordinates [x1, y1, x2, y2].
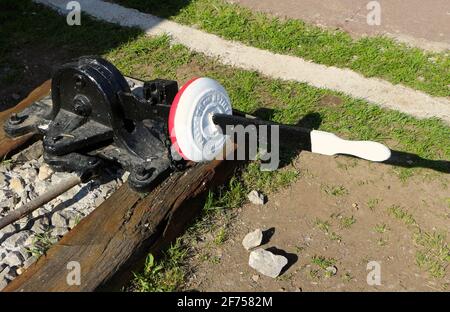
[168, 77, 232, 162]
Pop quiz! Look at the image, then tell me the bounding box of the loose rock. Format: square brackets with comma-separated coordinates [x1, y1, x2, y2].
[38, 164, 53, 181]
[51, 212, 68, 228]
[9, 177, 24, 194]
[4, 251, 24, 267]
[0, 154, 125, 289]
[242, 229, 263, 250]
[0, 278, 7, 290]
[2, 231, 32, 250]
[326, 266, 338, 276]
[0, 172, 7, 188]
[247, 190, 266, 205]
[0, 224, 16, 237]
[30, 217, 50, 234]
[248, 248, 288, 278]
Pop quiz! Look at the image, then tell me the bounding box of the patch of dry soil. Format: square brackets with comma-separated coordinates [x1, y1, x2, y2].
[185, 153, 449, 291]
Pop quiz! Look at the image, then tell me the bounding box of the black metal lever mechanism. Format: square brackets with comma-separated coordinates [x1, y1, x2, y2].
[4, 57, 180, 192]
[4, 56, 392, 192]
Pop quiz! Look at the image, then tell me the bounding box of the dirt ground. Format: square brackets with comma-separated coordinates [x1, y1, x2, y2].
[185, 153, 450, 291]
[229, 0, 450, 50]
[2, 1, 448, 293]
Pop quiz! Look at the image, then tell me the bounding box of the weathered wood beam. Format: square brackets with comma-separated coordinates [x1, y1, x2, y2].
[1, 80, 239, 292]
[4, 154, 238, 291]
[0, 80, 51, 158]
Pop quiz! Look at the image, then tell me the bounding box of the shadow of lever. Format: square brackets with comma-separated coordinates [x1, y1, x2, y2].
[383, 150, 450, 174]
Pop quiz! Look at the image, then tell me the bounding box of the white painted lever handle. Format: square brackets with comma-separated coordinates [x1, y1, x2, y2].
[310, 130, 391, 162]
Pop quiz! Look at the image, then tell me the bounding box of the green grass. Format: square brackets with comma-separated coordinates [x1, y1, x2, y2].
[213, 227, 227, 245]
[130, 159, 300, 290]
[367, 198, 380, 211]
[0, 0, 141, 90]
[26, 231, 57, 258]
[1, 158, 12, 165]
[388, 205, 417, 227]
[107, 35, 450, 168]
[311, 255, 338, 278]
[311, 255, 336, 270]
[3, 0, 449, 290]
[374, 223, 389, 234]
[315, 218, 342, 243]
[315, 219, 331, 233]
[414, 231, 450, 278]
[131, 239, 186, 292]
[340, 215, 356, 229]
[114, 0, 450, 97]
[388, 205, 450, 278]
[321, 184, 349, 196]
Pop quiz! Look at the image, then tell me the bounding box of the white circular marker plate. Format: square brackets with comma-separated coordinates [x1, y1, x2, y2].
[169, 78, 232, 162]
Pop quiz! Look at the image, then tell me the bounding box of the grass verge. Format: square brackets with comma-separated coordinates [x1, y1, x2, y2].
[2, 0, 449, 291]
[388, 205, 450, 278]
[114, 0, 450, 97]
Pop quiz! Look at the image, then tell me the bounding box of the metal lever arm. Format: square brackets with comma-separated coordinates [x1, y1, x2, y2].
[212, 113, 391, 162]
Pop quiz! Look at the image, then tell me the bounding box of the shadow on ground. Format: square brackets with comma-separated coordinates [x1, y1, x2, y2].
[0, 0, 192, 111]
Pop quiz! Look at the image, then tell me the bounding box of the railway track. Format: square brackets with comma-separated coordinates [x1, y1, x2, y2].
[0, 80, 240, 291]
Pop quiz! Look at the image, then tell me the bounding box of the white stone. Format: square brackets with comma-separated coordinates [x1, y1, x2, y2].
[249, 248, 288, 278]
[0, 172, 7, 188]
[30, 217, 50, 234]
[2, 231, 32, 250]
[247, 190, 266, 205]
[23, 256, 37, 269]
[326, 266, 338, 276]
[4, 251, 24, 267]
[0, 224, 16, 238]
[51, 172, 72, 185]
[34, 180, 51, 196]
[53, 226, 68, 237]
[9, 177, 24, 194]
[0, 189, 14, 208]
[17, 168, 38, 182]
[38, 164, 53, 181]
[60, 211, 80, 229]
[0, 278, 8, 290]
[242, 229, 263, 250]
[51, 212, 68, 228]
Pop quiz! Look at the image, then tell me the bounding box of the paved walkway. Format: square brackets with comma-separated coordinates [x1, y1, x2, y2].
[231, 0, 450, 52]
[35, 0, 450, 123]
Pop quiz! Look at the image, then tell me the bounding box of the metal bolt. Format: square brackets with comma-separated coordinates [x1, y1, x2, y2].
[9, 113, 26, 125]
[135, 167, 153, 181]
[74, 74, 85, 88]
[73, 95, 92, 116]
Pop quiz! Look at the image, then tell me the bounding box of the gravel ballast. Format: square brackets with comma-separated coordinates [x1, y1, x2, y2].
[0, 143, 127, 290]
